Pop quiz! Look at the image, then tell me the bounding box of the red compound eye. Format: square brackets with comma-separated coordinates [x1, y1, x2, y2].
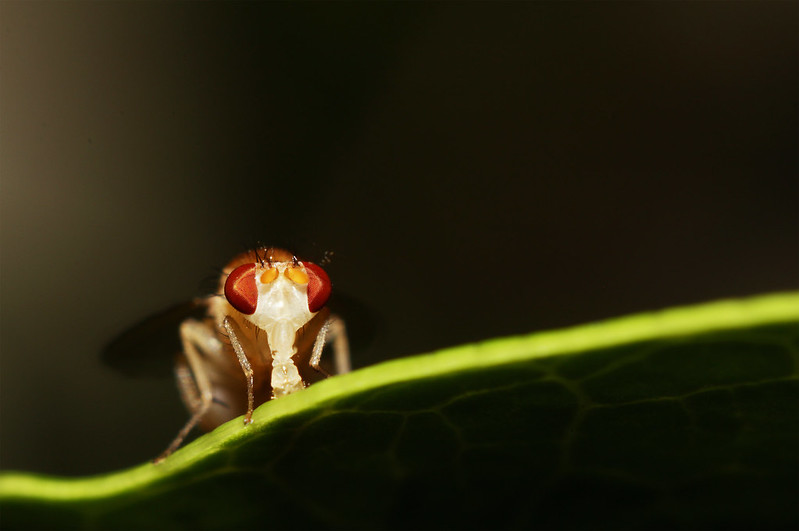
[224, 263, 258, 315]
[302, 262, 331, 313]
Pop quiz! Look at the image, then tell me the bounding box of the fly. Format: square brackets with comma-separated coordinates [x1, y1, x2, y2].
[112, 247, 351, 462]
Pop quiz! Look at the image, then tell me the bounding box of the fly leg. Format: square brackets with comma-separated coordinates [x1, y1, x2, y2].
[155, 319, 220, 463]
[309, 314, 351, 377]
[222, 316, 255, 425]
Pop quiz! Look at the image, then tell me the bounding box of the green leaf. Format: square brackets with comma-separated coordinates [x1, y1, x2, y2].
[2, 292, 798, 530]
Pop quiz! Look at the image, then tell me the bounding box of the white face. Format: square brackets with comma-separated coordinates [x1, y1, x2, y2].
[248, 262, 314, 332]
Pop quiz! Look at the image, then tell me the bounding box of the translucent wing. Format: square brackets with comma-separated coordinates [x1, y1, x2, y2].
[325, 291, 381, 368]
[101, 298, 208, 378]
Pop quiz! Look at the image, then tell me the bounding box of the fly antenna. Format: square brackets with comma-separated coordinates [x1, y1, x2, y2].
[253, 247, 265, 266]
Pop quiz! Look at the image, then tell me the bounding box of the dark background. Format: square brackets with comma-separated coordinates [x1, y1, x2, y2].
[1, 2, 796, 476]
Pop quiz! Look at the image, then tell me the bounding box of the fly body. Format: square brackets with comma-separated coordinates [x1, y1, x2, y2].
[157, 247, 349, 462]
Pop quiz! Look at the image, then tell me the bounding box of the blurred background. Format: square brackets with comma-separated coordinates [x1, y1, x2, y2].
[1, 2, 796, 476]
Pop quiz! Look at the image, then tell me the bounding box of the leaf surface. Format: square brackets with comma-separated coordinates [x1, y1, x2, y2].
[2, 293, 797, 529]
